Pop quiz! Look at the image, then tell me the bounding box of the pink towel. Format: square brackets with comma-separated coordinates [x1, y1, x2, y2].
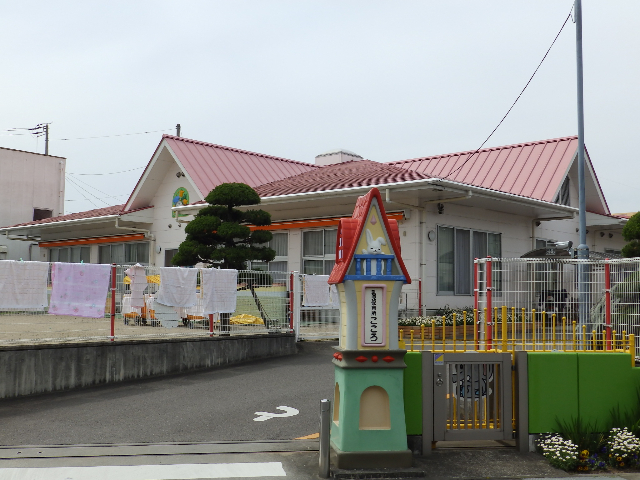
[49, 263, 112, 318]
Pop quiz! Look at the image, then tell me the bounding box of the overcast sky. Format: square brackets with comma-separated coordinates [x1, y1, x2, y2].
[1, 1, 638, 214]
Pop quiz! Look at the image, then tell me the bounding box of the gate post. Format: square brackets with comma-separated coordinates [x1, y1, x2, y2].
[605, 259, 611, 350]
[514, 351, 529, 452]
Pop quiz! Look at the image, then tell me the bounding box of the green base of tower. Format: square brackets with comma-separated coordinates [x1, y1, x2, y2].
[332, 443, 413, 469]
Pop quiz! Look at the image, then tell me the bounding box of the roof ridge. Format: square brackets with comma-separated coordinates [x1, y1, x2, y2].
[255, 159, 431, 191]
[162, 134, 318, 168]
[389, 135, 578, 165]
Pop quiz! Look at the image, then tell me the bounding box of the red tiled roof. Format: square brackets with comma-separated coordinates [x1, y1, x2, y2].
[255, 160, 431, 197]
[612, 212, 636, 219]
[390, 136, 578, 202]
[163, 135, 317, 194]
[5, 205, 125, 229]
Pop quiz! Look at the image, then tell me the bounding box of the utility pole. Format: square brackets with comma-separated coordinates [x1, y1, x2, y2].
[575, 0, 590, 328]
[44, 124, 49, 155]
[176, 124, 181, 137]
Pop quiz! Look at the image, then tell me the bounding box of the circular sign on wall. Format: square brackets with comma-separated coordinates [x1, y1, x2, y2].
[172, 187, 189, 218]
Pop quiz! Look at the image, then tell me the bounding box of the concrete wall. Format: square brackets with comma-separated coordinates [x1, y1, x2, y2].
[0, 333, 296, 399]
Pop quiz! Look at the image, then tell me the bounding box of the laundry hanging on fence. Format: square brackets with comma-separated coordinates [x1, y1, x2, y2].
[155, 267, 197, 308]
[0, 260, 49, 310]
[201, 268, 237, 314]
[303, 275, 330, 306]
[125, 263, 147, 308]
[49, 263, 111, 318]
[329, 284, 341, 309]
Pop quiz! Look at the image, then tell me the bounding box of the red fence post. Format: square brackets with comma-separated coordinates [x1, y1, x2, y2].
[418, 278, 422, 317]
[605, 258, 611, 350]
[209, 314, 214, 337]
[289, 272, 294, 332]
[110, 263, 116, 342]
[486, 256, 493, 350]
[474, 259, 479, 348]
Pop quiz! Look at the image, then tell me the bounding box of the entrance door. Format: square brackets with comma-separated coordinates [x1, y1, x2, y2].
[424, 352, 512, 446]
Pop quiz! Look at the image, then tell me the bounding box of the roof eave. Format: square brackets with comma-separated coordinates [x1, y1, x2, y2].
[172, 177, 577, 218]
[0, 214, 120, 234]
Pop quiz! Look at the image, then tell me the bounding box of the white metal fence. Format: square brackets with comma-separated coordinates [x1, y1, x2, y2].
[475, 257, 640, 356]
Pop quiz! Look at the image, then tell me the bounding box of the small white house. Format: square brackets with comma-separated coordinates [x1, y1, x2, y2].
[0, 134, 627, 311]
[0, 147, 66, 261]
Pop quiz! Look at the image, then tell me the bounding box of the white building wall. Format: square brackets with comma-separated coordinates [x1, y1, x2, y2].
[0, 148, 65, 261]
[420, 201, 533, 311]
[149, 163, 200, 266]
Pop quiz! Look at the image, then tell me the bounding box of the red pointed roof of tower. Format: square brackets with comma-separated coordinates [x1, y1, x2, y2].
[328, 188, 411, 285]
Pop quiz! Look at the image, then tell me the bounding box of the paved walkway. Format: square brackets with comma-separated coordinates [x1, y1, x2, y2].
[1, 441, 640, 479]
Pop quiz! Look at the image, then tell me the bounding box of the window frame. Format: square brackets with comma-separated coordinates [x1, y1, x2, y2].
[302, 228, 337, 275]
[249, 231, 289, 272]
[98, 241, 150, 265]
[436, 224, 502, 296]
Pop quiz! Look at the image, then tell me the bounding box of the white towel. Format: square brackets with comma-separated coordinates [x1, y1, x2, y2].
[125, 263, 147, 308]
[155, 267, 198, 308]
[303, 275, 330, 306]
[201, 268, 237, 314]
[329, 284, 340, 309]
[0, 260, 49, 310]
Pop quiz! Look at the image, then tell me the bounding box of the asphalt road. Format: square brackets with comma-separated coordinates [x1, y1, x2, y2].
[0, 341, 336, 446]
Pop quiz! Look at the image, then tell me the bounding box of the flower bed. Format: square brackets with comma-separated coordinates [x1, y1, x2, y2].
[537, 427, 640, 472]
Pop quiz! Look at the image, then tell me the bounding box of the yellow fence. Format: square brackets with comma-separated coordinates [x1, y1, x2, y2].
[399, 306, 636, 366]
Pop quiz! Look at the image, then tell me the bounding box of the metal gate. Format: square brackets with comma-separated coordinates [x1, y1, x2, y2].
[422, 352, 513, 452]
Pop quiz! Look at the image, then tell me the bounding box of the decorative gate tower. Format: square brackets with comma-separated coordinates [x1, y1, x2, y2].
[328, 187, 412, 469]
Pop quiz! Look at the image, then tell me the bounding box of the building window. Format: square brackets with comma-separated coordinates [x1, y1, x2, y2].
[164, 248, 179, 266]
[33, 208, 52, 221]
[99, 242, 149, 265]
[437, 226, 501, 295]
[50, 246, 90, 264]
[302, 229, 336, 275]
[555, 177, 570, 206]
[249, 232, 289, 272]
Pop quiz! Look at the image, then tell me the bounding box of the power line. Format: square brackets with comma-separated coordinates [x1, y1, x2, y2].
[66, 173, 129, 201]
[58, 128, 172, 141]
[65, 176, 99, 209]
[65, 175, 111, 207]
[67, 166, 144, 176]
[443, 7, 573, 180]
[0, 127, 171, 140]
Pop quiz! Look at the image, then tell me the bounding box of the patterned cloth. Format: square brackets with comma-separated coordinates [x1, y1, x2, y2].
[201, 268, 237, 314]
[0, 260, 49, 310]
[49, 263, 111, 318]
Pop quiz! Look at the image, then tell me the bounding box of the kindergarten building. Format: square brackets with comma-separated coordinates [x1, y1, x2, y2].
[0, 134, 628, 311]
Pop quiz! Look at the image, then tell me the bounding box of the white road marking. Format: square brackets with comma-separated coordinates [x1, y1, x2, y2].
[0, 462, 286, 479]
[253, 406, 299, 422]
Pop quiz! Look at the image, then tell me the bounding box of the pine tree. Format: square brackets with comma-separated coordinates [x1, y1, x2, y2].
[172, 183, 276, 331]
